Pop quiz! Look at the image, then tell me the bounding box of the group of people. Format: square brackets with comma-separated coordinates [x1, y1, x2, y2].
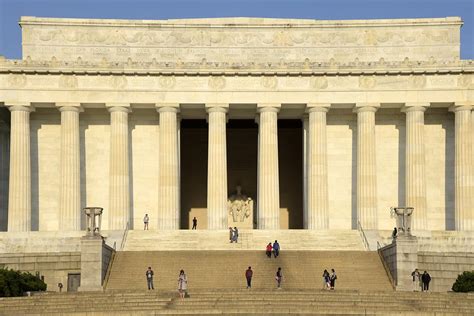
[265, 240, 280, 258]
[229, 227, 239, 243]
[146, 267, 188, 299]
[322, 269, 337, 290]
[411, 268, 432, 292]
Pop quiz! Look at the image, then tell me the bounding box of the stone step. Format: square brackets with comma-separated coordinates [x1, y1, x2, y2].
[105, 250, 392, 291]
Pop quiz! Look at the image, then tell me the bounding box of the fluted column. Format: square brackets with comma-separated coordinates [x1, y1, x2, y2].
[307, 105, 329, 229]
[402, 104, 428, 231]
[7, 103, 33, 232]
[206, 105, 228, 229]
[108, 105, 131, 230]
[58, 103, 82, 231]
[257, 105, 280, 229]
[157, 105, 180, 229]
[450, 103, 473, 231]
[355, 105, 378, 230]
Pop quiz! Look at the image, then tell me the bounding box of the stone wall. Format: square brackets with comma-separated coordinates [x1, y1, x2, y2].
[418, 252, 474, 292]
[0, 252, 81, 292]
[379, 234, 474, 292]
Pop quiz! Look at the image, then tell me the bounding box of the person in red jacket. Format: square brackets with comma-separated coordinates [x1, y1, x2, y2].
[245, 266, 253, 289]
[265, 243, 272, 258]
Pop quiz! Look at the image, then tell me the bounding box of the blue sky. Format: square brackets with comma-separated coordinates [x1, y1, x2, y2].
[0, 0, 473, 59]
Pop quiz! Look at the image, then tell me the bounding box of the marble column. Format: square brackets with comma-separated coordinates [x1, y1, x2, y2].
[302, 114, 309, 229]
[402, 104, 428, 231]
[257, 105, 280, 229]
[450, 103, 473, 231]
[0, 121, 9, 231]
[206, 105, 228, 229]
[307, 105, 329, 229]
[355, 105, 378, 230]
[108, 105, 130, 230]
[157, 105, 180, 229]
[58, 103, 82, 231]
[7, 104, 33, 232]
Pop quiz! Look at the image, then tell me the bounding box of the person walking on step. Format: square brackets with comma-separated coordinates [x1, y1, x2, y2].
[143, 214, 149, 230]
[192, 217, 197, 230]
[275, 267, 283, 289]
[330, 269, 337, 290]
[421, 271, 431, 292]
[245, 266, 253, 289]
[266, 243, 273, 258]
[178, 270, 188, 299]
[411, 268, 421, 291]
[322, 269, 330, 290]
[272, 240, 280, 258]
[145, 267, 154, 290]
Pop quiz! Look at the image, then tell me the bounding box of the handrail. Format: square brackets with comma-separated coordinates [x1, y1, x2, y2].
[119, 221, 130, 251]
[357, 220, 370, 251]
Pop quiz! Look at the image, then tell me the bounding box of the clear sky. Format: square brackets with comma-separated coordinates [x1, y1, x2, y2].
[0, 0, 473, 59]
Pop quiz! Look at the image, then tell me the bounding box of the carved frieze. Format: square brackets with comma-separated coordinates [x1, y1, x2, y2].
[7, 74, 27, 88]
[310, 77, 328, 90]
[59, 75, 78, 88]
[359, 76, 377, 89]
[261, 77, 278, 90]
[208, 76, 226, 90]
[158, 76, 176, 89]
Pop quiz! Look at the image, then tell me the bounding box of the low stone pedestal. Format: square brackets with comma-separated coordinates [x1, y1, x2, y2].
[78, 236, 113, 292]
[379, 235, 418, 291]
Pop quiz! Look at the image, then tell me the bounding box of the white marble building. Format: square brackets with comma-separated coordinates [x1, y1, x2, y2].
[0, 16, 472, 233]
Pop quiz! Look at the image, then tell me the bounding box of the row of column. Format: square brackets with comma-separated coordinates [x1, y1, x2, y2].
[4, 102, 473, 231]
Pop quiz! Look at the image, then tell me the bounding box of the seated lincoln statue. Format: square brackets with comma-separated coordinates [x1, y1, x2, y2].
[227, 186, 254, 229]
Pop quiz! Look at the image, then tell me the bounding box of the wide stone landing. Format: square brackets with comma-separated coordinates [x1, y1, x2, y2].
[123, 229, 366, 251]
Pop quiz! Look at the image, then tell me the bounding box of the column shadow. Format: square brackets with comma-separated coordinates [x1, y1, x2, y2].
[31, 123, 39, 231]
[80, 123, 87, 230]
[349, 123, 357, 230]
[396, 124, 406, 207]
[128, 122, 134, 230]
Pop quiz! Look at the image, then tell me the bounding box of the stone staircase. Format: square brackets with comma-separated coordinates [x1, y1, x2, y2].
[123, 229, 366, 251]
[1, 290, 474, 315]
[105, 250, 391, 291]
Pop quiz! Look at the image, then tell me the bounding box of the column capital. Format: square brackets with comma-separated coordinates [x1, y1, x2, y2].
[402, 103, 428, 113]
[6, 103, 34, 112]
[306, 106, 329, 114]
[206, 105, 228, 114]
[449, 103, 473, 113]
[107, 106, 131, 113]
[353, 104, 379, 113]
[156, 104, 180, 113]
[257, 105, 280, 113]
[57, 102, 84, 113]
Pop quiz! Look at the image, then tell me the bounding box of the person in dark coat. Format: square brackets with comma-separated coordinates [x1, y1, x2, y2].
[421, 271, 431, 292]
[245, 266, 253, 289]
[192, 217, 197, 230]
[330, 269, 337, 290]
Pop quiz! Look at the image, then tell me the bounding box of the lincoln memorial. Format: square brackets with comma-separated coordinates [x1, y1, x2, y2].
[0, 16, 472, 234]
